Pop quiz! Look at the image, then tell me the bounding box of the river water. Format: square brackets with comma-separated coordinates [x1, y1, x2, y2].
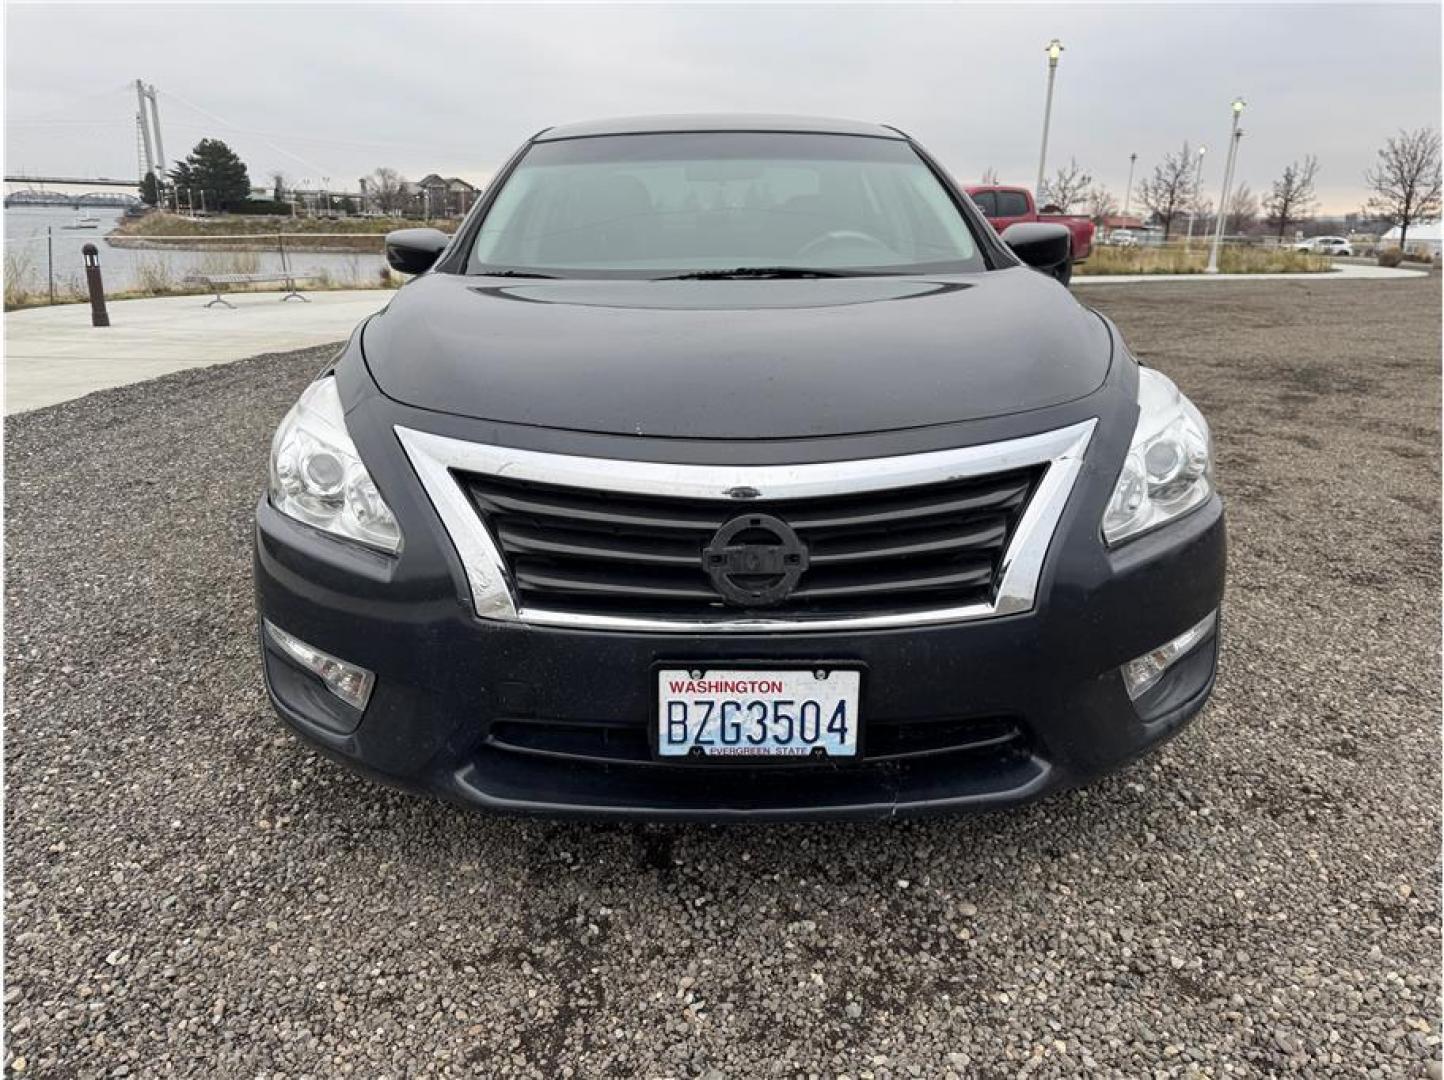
[4, 206, 388, 294]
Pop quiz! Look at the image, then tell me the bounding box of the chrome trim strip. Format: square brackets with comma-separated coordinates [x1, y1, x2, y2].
[396, 419, 1096, 633]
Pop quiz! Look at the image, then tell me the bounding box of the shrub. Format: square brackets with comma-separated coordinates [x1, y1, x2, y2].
[230, 199, 294, 216]
[1402, 250, 1435, 265]
[1377, 248, 1404, 267]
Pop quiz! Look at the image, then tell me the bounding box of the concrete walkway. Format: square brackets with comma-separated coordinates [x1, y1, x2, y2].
[4, 289, 391, 414]
[1074, 263, 1428, 285]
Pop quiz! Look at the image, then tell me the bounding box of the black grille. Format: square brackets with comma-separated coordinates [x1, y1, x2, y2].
[485, 714, 1030, 768]
[460, 465, 1044, 621]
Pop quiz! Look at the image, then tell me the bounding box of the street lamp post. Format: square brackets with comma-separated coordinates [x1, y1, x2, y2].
[1205, 98, 1246, 274]
[1035, 39, 1064, 197]
[1184, 145, 1207, 250]
[1122, 152, 1137, 218]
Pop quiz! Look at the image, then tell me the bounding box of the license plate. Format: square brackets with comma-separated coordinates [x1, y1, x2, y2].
[655, 667, 861, 760]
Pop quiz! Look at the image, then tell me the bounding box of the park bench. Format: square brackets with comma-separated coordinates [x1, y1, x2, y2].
[184, 271, 314, 308]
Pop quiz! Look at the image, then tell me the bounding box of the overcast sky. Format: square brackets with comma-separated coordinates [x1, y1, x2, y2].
[6, 3, 1439, 213]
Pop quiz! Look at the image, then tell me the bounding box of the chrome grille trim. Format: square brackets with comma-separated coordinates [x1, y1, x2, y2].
[396, 418, 1096, 632]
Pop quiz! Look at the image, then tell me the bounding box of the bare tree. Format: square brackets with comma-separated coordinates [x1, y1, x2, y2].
[1227, 182, 1259, 234]
[1190, 196, 1216, 237]
[1085, 185, 1118, 223]
[369, 167, 409, 214]
[1040, 158, 1093, 212]
[979, 167, 1000, 185]
[1137, 143, 1199, 239]
[1263, 156, 1319, 240]
[1365, 128, 1442, 251]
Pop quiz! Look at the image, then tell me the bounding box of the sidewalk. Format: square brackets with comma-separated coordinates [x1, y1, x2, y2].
[4, 289, 392, 414]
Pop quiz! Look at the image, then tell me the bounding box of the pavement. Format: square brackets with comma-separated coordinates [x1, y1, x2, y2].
[3, 289, 391, 414]
[4, 278, 1439, 1076]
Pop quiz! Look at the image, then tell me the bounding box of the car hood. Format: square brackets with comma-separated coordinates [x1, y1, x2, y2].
[361, 268, 1113, 439]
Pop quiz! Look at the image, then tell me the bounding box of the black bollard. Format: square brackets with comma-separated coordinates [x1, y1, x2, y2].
[82, 243, 109, 327]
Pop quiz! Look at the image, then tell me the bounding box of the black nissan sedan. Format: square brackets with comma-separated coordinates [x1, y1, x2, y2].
[254, 115, 1225, 820]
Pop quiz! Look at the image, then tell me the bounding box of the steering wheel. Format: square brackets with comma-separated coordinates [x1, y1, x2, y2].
[794, 229, 891, 259]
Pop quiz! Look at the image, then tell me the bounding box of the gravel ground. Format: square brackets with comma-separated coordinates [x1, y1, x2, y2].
[5, 278, 1440, 1077]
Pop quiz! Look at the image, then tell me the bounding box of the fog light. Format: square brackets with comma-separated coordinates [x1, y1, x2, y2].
[263, 620, 375, 711]
[1122, 610, 1217, 701]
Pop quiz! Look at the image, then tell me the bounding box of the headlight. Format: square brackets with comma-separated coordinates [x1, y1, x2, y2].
[268, 376, 401, 553]
[1102, 368, 1213, 545]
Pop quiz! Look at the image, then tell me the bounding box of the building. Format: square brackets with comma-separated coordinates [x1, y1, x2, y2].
[412, 174, 479, 218]
[1099, 214, 1147, 232]
[1377, 220, 1441, 257]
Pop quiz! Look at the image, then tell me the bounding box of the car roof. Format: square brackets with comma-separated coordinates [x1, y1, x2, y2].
[535, 114, 905, 142]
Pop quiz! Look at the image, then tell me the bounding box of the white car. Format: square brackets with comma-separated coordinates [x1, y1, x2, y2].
[1295, 236, 1353, 257]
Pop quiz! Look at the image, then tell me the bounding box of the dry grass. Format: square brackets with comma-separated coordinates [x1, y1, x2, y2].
[111, 212, 457, 238]
[3, 250, 403, 312]
[4, 247, 40, 308]
[198, 250, 262, 276]
[4, 249, 87, 308]
[129, 254, 178, 295]
[5, 278, 402, 312]
[1078, 245, 1332, 276]
[107, 213, 457, 253]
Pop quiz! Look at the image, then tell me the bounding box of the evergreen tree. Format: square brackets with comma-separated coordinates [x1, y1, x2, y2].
[168, 138, 252, 211]
[139, 171, 160, 207]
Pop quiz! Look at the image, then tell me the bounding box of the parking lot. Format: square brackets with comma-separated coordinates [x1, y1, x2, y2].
[5, 277, 1439, 1076]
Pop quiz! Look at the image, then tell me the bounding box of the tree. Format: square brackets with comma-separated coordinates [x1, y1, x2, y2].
[139, 171, 160, 207]
[1085, 185, 1118, 223]
[1189, 196, 1215, 238]
[1263, 156, 1319, 240]
[1040, 158, 1093, 213]
[270, 171, 288, 204]
[1365, 128, 1442, 251]
[1227, 182, 1259, 234]
[368, 167, 409, 214]
[1137, 143, 1200, 238]
[979, 167, 999, 185]
[168, 138, 251, 211]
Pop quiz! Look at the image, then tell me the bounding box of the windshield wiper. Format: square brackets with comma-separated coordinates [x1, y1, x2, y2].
[659, 267, 858, 280]
[478, 269, 561, 279]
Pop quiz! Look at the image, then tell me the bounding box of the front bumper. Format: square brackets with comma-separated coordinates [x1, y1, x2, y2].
[254, 481, 1226, 821]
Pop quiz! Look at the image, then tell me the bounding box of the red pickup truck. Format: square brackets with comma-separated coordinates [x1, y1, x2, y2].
[965, 185, 1095, 285]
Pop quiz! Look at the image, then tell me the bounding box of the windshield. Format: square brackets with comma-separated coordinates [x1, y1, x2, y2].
[466, 132, 986, 278]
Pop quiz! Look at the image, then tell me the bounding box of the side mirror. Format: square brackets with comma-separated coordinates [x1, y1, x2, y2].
[1000, 222, 1071, 274]
[385, 227, 451, 274]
